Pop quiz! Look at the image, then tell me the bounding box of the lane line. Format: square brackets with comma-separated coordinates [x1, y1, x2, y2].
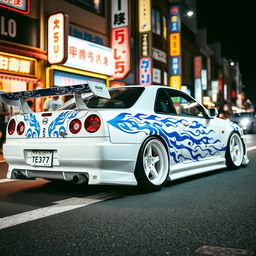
[247, 146, 256, 151]
[0, 179, 16, 184]
[0, 192, 120, 230]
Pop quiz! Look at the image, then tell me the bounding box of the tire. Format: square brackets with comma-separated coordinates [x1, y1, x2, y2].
[226, 132, 244, 169]
[135, 137, 169, 192]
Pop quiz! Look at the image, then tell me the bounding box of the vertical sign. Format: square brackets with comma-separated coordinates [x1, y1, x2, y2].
[194, 56, 202, 103]
[201, 69, 207, 90]
[48, 12, 69, 65]
[111, 0, 130, 80]
[139, 58, 152, 85]
[169, 5, 181, 89]
[139, 0, 152, 85]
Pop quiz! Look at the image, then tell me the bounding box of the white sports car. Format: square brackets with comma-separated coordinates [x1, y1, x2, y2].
[1, 83, 249, 191]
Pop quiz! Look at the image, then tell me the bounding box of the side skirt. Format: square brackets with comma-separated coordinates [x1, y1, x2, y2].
[169, 158, 227, 181]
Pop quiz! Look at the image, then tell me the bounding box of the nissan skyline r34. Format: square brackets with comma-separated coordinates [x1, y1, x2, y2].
[0, 82, 249, 191]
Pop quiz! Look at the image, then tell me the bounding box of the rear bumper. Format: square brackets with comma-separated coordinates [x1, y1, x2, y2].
[3, 137, 140, 185]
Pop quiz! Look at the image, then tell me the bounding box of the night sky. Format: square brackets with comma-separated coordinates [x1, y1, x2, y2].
[196, 0, 252, 101]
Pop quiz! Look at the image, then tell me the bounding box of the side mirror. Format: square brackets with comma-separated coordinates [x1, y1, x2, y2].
[208, 108, 218, 118]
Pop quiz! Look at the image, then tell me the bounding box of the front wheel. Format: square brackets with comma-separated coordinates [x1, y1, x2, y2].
[135, 137, 169, 192]
[226, 132, 244, 169]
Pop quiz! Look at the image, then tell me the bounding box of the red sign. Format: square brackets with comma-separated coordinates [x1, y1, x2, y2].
[194, 56, 202, 78]
[0, 0, 30, 14]
[111, 27, 130, 80]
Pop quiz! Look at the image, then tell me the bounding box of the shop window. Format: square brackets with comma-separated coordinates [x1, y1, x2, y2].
[66, 0, 105, 16]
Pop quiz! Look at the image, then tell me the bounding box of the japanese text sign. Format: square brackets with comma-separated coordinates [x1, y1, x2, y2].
[0, 0, 30, 14]
[171, 56, 181, 75]
[48, 12, 68, 65]
[64, 36, 113, 76]
[170, 33, 180, 56]
[139, 0, 151, 32]
[111, 26, 130, 79]
[139, 58, 152, 85]
[0, 52, 36, 77]
[111, 0, 128, 28]
[170, 75, 181, 90]
[169, 6, 180, 33]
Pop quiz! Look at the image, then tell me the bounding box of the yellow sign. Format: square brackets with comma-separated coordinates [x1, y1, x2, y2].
[170, 75, 181, 89]
[170, 33, 180, 56]
[139, 0, 151, 32]
[0, 52, 36, 77]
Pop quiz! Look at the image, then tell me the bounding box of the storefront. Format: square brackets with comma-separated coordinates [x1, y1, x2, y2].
[46, 35, 113, 92]
[0, 7, 47, 112]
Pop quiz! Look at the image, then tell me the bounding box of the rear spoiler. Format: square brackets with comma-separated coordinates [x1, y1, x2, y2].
[0, 81, 110, 113]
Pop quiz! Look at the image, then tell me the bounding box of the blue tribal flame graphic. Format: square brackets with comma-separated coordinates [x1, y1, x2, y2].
[24, 114, 41, 138]
[108, 113, 226, 163]
[48, 111, 78, 137]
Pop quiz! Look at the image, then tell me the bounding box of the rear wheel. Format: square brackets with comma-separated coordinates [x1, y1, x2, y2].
[226, 132, 244, 169]
[135, 137, 169, 192]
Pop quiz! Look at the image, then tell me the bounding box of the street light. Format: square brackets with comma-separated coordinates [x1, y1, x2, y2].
[186, 10, 194, 17]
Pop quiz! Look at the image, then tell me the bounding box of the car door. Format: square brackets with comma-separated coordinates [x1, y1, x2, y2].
[154, 89, 184, 166]
[165, 89, 221, 163]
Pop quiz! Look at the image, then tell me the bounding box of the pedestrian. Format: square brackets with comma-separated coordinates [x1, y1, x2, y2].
[43, 95, 64, 112]
[0, 100, 10, 151]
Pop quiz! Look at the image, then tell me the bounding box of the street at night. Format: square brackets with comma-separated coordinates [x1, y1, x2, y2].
[0, 134, 255, 256]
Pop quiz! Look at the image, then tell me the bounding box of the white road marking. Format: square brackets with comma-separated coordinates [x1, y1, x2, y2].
[0, 192, 120, 230]
[247, 146, 256, 151]
[0, 179, 16, 184]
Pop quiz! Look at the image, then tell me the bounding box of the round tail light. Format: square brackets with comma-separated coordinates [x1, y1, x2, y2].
[17, 122, 25, 135]
[69, 119, 82, 134]
[85, 115, 101, 133]
[8, 119, 16, 135]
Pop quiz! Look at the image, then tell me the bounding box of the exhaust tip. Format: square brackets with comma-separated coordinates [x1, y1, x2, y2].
[72, 174, 88, 185]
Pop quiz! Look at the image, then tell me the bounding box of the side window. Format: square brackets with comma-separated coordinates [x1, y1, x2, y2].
[155, 89, 176, 114]
[166, 90, 206, 117]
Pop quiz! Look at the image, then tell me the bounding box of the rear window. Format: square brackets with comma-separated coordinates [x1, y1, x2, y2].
[60, 87, 144, 110]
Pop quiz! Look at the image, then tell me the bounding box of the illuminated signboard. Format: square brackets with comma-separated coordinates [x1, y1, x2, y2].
[64, 36, 113, 76]
[170, 33, 180, 56]
[139, 0, 151, 32]
[0, 52, 36, 77]
[169, 5, 181, 89]
[139, 58, 152, 85]
[111, 0, 130, 80]
[111, 27, 130, 79]
[194, 78, 202, 103]
[170, 56, 181, 75]
[48, 12, 68, 65]
[170, 76, 181, 90]
[194, 56, 202, 78]
[140, 32, 151, 57]
[0, 0, 30, 14]
[201, 69, 207, 90]
[169, 5, 180, 33]
[111, 0, 128, 28]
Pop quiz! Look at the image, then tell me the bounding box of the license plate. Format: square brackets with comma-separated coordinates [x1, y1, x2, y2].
[31, 151, 53, 167]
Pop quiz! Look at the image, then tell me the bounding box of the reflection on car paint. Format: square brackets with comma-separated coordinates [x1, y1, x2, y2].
[108, 113, 226, 163]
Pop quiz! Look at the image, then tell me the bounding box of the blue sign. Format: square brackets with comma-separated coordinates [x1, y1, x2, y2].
[170, 57, 181, 75]
[169, 6, 180, 33]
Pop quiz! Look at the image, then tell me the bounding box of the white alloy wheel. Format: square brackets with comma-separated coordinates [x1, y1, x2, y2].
[142, 139, 169, 186]
[228, 133, 244, 168]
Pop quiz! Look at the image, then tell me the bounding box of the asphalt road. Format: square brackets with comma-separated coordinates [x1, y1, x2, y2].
[0, 134, 255, 256]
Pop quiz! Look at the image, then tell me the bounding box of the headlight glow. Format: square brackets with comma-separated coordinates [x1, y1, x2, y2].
[240, 118, 250, 126]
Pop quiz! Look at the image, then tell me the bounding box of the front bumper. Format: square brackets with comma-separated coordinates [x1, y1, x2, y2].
[3, 137, 140, 185]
